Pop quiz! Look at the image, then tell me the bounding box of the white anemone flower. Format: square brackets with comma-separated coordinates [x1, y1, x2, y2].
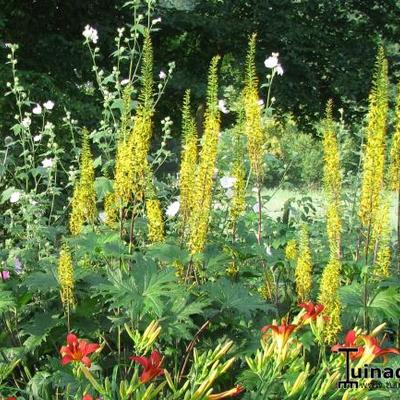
[220, 176, 236, 189]
[43, 100, 55, 110]
[166, 201, 180, 217]
[33, 134, 42, 142]
[159, 70, 167, 80]
[121, 78, 130, 86]
[218, 99, 229, 114]
[82, 25, 98, 44]
[41, 158, 53, 168]
[152, 17, 162, 25]
[10, 191, 21, 203]
[276, 64, 284, 76]
[264, 52, 279, 69]
[32, 104, 42, 115]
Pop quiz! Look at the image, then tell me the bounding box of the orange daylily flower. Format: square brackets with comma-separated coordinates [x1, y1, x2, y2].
[361, 335, 400, 363]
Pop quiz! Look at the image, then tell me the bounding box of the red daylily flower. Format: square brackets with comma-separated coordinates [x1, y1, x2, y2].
[60, 333, 100, 368]
[332, 330, 364, 360]
[298, 302, 325, 322]
[6, 397, 17, 400]
[208, 385, 245, 399]
[362, 335, 400, 362]
[82, 395, 94, 400]
[130, 350, 164, 383]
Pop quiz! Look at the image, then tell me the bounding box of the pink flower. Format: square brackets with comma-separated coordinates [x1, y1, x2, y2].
[1, 271, 10, 281]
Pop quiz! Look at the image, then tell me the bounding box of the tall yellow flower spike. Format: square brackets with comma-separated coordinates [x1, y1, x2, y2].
[114, 85, 134, 205]
[146, 198, 165, 243]
[389, 82, 400, 191]
[359, 47, 388, 231]
[318, 258, 342, 344]
[230, 127, 246, 222]
[295, 225, 313, 301]
[179, 89, 198, 231]
[104, 191, 118, 227]
[319, 100, 343, 343]
[129, 31, 154, 202]
[373, 199, 392, 279]
[243, 33, 264, 181]
[114, 32, 154, 206]
[69, 129, 97, 235]
[285, 239, 297, 261]
[57, 244, 75, 307]
[188, 56, 221, 255]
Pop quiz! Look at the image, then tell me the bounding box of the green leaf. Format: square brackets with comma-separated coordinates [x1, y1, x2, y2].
[203, 278, 272, 319]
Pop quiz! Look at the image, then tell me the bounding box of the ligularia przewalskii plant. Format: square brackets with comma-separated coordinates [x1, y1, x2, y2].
[2, 1, 400, 398]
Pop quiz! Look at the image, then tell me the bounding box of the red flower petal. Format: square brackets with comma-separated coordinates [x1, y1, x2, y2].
[130, 355, 150, 368]
[67, 333, 78, 346]
[61, 355, 73, 365]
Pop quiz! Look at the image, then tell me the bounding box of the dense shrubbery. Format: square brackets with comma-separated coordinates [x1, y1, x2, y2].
[2, 2, 400, 400]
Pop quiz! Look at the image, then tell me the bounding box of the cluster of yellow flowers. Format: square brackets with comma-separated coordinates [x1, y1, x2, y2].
[188, 56, 221, 255]
[57, 244, 75, 308]
[69, 130, 97, 235]
[318, 100, 343, 343]
[179, 89, 198, 232]
[359, 47, 388, 232]
[107, 32, 165, 242]
[285, 239, 297, 261]
[318, 258, 342, 344]
[372, 199, 391, 279]
[295, 225, 313, 301]
[145, 198, 165, 243]
[243, 33, 264, 181]
[389, 83, 400, 191]
[229, 124, 246, 224]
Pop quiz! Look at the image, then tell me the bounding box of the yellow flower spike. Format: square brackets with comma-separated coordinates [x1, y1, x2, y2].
[179, 89, 198, 231]
[318, 258, 342, 344]
[372, 198, 392, 279]
[57, 244, 75, 308]
[188, 56, 221, 255]
[229, 124, 246, 223]
[114, 136, 135, 205]
[359, 47, 389, 230]
[243, 33, 264, 181]
[114, 32, 154, 206]
[389, 82, 400, 191]
[295, 225, 313, 301]
[104, 191, 118, 226]
[145, 198, 165, 243]
[285, 239, 297, 261]
[69, 129, 97, 235]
